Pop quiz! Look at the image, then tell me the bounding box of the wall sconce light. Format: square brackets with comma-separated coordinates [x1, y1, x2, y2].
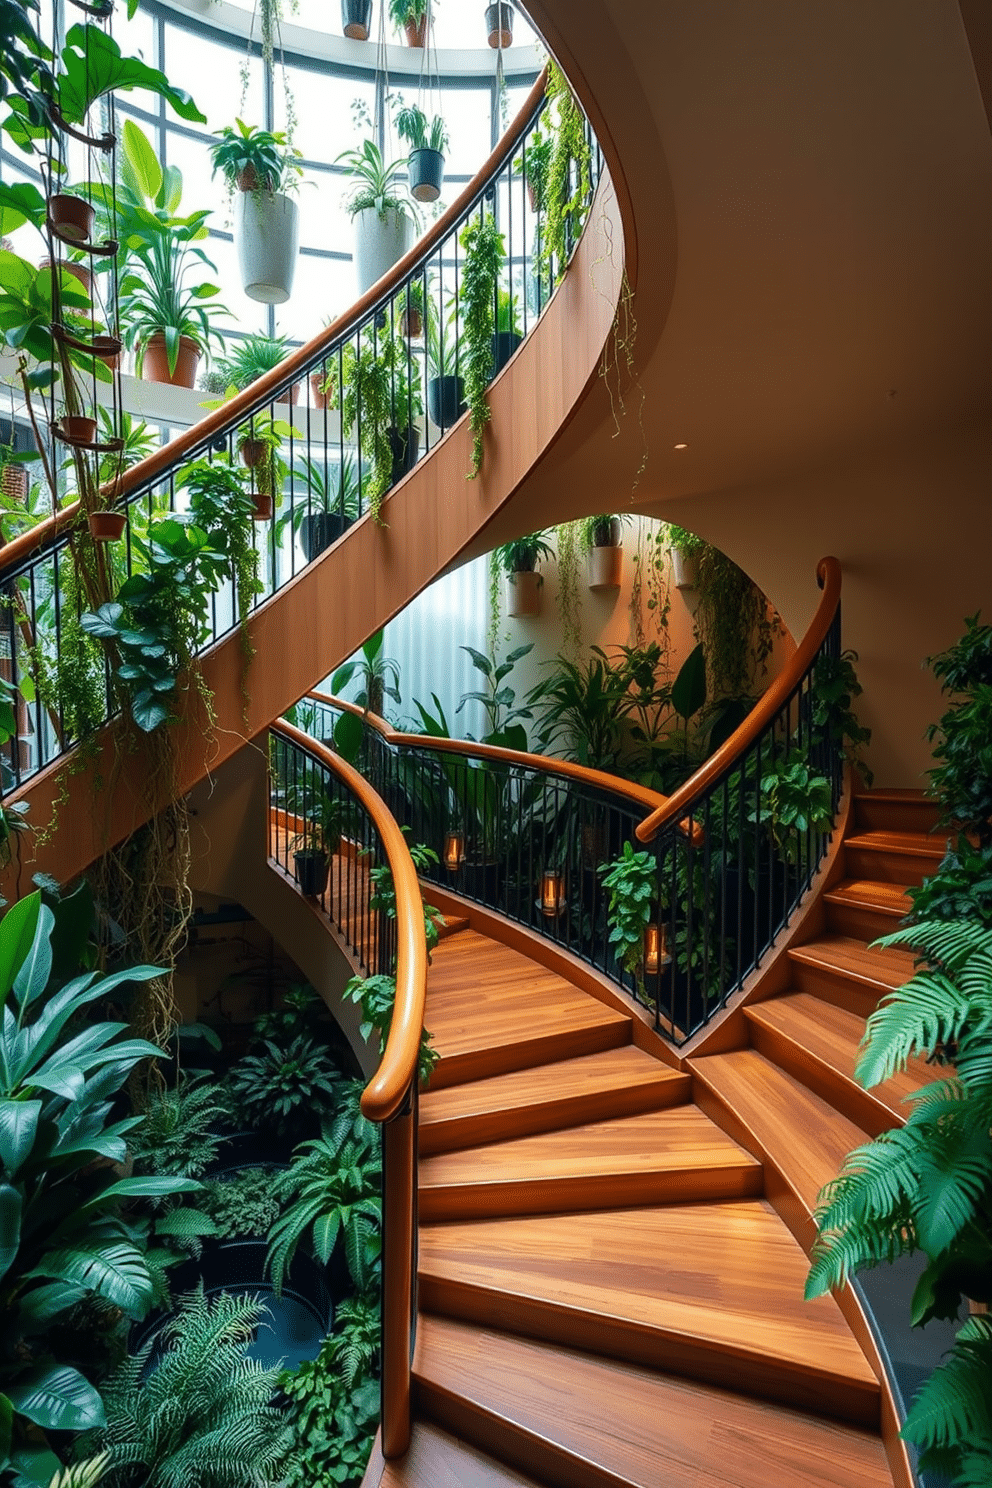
[643, 922, 671, 976]
[443, 830, 466, 872]
[540, 868, 566, 918]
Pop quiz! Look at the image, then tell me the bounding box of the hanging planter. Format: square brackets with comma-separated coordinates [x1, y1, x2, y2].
[342, 0, 373, 39]
[309, 371, 332, 409]
[88, 510, 128, 542]
[240, 438, 269, 469]
[47, 193, 95, 243]
[408, 147, 444, 204]
[56, 415, 97, 445]
[505, 570, 542, 618]
[353, 207, 413, 297]
[486, 1, 513, 48]
[39, 256, 92, 295]
[587, 544, 622, 590]
[672, 548, 698, 590]
[140, 333, 201, 389]
[235, 190, 300, 305]
[252, 491, 274, 522]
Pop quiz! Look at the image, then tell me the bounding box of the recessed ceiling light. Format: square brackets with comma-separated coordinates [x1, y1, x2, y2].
[673, 442, 688, 450]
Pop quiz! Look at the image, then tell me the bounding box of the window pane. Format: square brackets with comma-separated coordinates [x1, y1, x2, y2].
[273, 64, 375, 159]
[276, 253, 353, 342]
[162, 23, 264, 134]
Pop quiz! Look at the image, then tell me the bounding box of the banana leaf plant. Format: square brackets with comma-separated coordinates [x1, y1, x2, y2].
[0, 890, 199, 1486]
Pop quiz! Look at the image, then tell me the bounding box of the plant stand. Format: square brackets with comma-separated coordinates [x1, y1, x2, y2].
[235, 190, 300, 305]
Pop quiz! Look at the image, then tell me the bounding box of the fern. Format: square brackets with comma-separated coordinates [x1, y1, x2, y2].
[266, 1124, 381, 1297]
[49, 1455, 111, 1488]
[902, 1315, 992, 1480]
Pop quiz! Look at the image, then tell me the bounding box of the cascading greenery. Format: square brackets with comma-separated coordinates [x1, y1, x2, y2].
[541, 61, 593, 282]
[459, 212, 504, 477]
[691, 540, 774, 702]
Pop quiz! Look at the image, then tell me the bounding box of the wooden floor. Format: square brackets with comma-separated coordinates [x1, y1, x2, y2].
[364, 791, 938, 1488]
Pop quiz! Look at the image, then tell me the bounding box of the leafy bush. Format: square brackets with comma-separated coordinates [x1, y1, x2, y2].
[225, 1034, 343, 1141]
[344, 973, 438, 1088]
[749, 753, 833, 866]
[196, 1167, 284, 1240]
[908, 839, 992, 927]
[129, 1080, 229, 1184]
[599, 842, 657, 996]
[925, 613, 992, 847]
[252, 984, 326, 1044]
[279, 1300, 380, 1488]
[92, 1289, 292, 1488]
[811, 648, 873, 786]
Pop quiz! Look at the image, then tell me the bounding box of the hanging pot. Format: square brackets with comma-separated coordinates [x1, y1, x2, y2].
[491, 330, 522, 376]
[38, 255, 92, 295]
[400, 305, 422, 339]
[505, 569, 541, 618]
[252, 491, 274, 521]
[88, 511, 127, 542]
[301, 512, 349, 561]
[486, 2, 513, 48]
[404, 15, 428, 45]
[235, 190, 300, 305]
[240, 438, 269, 469]
[294, 849, 329, 896]
[587, 544, 622, 590]
[48, 193, 94, 242]
[141, 333, 201, 388]
[427, 374, 466, 429]
[341, 0, 373, 39]
[408, 148, 444, 204]
[57, 416, 97, 444]
[352, 207, 413, 296]
[387, 423, 420, 486]
[0, 464, 28, 503]
[672, 548, 698, 589]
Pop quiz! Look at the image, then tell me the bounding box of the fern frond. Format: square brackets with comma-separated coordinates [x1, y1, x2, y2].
[47, 1454, 111, 1488]
[902, 1315, 992, 1453]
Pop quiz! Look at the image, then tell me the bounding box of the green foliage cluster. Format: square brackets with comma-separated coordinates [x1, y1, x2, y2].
[693, 541, 774, 702]
[541, 61, 592, 281]
[749, 753, 833, 867]
[196, 1166, 283, 1240]
[128, 1080, 229, 1184]
[278, 1296, 381, 1488]
[396, 103, 448, 155]
[345, 972, 439, 1089]
[459, 212, 504, 477]
[599, 842, 658, 996]
[492, 532, 554, 579]
[226, 1034, 343, 1142]
[811, 648, 873, 787]
[368, 836, 442, 962]
[341, 330, 422, 525]
[336, 139, 408, 221]
[209, 118, 302, 195]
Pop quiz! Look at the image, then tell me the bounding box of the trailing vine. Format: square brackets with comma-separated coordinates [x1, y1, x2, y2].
[460, 213, 503, 478]
[554, 521, 582, 657]
[692, 542, 771, 701]
[542, 60, 592, 283]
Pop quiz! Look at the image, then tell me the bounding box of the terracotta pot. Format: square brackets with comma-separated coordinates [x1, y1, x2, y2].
[58, 416, 97, 444]
[39, 256, 92, 295]
[310, 372, 331, 409]
[48, 193, 94, 242]
[252, 491, 273, 521]
[505, 569, 542, 617]
[400, 306, 423, 339]
[236, 165, 274, 193]
[404, 16, 428, 45]
[486, 2, 513, 48]
[88, 511, 127, 542]
[141, 333, 201, 388]
[241, 438, 269, 468]
[587, 543, 622, 590]
[0, 464, 28, 502]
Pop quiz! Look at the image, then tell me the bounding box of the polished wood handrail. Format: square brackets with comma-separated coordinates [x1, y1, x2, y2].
[0, 71, 550, 579]
[273, 720, 428, 1122]
[635, 557, 842, 844]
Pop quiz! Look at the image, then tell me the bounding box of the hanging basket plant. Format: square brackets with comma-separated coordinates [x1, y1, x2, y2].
[396, 105, 449, 205]
[210, 122, 304, 304]
[342, 0, 374, 40]
[88, 510, 128, 542]
[486, 1, 513, 47]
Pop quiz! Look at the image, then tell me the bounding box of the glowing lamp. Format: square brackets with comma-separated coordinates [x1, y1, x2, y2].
[644, 922, 671, 976]
[540, 868, 566, 918]
[443, 830, 466, 871]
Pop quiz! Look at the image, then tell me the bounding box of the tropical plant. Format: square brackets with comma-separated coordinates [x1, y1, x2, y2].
[925, 612, 992, 847]
[0, 891, 197, 1485]
[95, 408, 155, 487]
[580, 513, 629, 550]
[332, 629, 401, 718]
[267, 1106, 382, 1295]
[665, 522, 707, 561]
[492, 531, 554, 577]
[810, 648, 873, 787]
[805, 916, 992, 1486]
[345, 971, 439, 1089]
[195, 1166, 283, 1240]
[118, 225, 229, 377]
[426, 300, 460, 380]
[908, 838, 992, 927]
[91, 1289, 293, 1488]
[340, 329, 422, 524]
[460, 212, 504, 476]
[47, 1455, 111, 1488]
[287, 453, 361, 531]
[749, 751, 834, 867]
[395, 103, 449, 155]
[278, 1301, 380, 1488]
[528, 646, 629, 772]
[209, 118, 303, 195]
[226, 1034, 343, 1141]
[367, 837, 442, 961]
[456, 642, 534, 750]
[388, 0, 434, 30]
[336, 139, 409, 221]
[515, 126, 552, 213]
[252, 982, 327, 1043]
[600, 842, 659, 997]
[128, 1080, 229, 1183]
[215, 332, 290, 390]
[287, 786, 343, 860]
[542, 60, 592, 280]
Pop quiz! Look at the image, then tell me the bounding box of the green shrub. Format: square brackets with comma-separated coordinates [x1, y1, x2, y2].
[225, 1034, 343, 1141]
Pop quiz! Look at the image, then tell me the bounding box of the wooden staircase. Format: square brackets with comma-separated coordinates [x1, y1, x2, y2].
[364, 791, 943, 1488]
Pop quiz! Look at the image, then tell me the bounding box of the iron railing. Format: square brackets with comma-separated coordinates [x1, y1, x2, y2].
[0, 77, 601, 799]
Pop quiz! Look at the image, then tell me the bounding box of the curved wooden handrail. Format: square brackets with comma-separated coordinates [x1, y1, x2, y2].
[635, 556, 842, 844]
[0, 71, 550, 578]
[273, 720, 428, 1124]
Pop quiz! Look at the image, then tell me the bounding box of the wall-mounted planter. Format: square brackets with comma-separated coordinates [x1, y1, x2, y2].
[235, 190, 300, 305]
[353, 207, 413, 296]
[505, 569, 542, 617]
[341, 0, 373, 39]
[587, 544, 622, 590]
[141, 333, 201, 388]
[88, 511, 127, 542]
[486, 1, 513, 47]
[409, 148, 444, 203]
[672, 548, 698, 589]
[427, 374, 466, 428]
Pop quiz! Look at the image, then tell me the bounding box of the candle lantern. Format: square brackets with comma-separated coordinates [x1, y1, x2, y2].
[540, 868, 566, 918]
[643, 921, 672, 975]
[443, 830, 466, 872]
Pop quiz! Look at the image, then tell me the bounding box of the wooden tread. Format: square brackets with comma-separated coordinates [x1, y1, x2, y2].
[844, 830, 945, 886]
[413, 1318, 891, 1488]
[425, 930, 631, 1088]
[788, 934, 914, 1016]
[853, 790, 941, 835]
[418, 1107, 762, 1220]
[419, 1046, 690, 1156]
[745, 992, 927, 1136]
[690, 1048, 869, 1234]
[419, 1201, 879, 1423]
[378, 1421, 546, 1488]
[823, 878, 913, 939]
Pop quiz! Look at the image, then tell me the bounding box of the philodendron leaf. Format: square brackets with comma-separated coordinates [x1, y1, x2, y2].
[0, 1099, 41, 1176]
[6, 1363, 105, 1432]
[0, 891, 42, 1002]
[26, 1241, 152, 1318]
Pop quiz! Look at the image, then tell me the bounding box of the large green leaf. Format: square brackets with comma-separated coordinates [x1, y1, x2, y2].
[0, 1391, 10, 1468]
[26, 1241, 152, 1317]
[0, 893, 41, 1002]
[0, 1182, 22, 1281]
[120, 117, 163, 203]
[11, 907, 53, 1012]
[671, 642, 707, 721]
[0, 1099, 41, 1176]
[16, 1280, 87, 1332]
[58, 25, 206, 128]
[0, 181, 46, 235]
[7, 1364, 105, 1432]
[78, 1174, 201, 1211]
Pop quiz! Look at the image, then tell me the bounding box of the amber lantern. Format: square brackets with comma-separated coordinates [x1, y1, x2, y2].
[443, 830, 466, 872]
[643, 922, 671, 976]
[540, 868, 566, 918]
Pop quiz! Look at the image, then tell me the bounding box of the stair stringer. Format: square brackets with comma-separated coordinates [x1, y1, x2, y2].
[0, 175, 626, 896]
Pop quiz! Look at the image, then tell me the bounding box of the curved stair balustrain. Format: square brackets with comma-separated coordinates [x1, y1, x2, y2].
[0, 75, 624, 894]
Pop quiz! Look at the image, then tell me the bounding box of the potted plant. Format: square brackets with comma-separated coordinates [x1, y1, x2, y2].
[216, 332, 301, 403]
[486, 1, 513, 47]
[396, 103, 449, 203]
[515, 126, 552, 212]
[337, 139, 414, 296]
[341, 0, 373, 39]
[331, 628, 401, 718]
[600, 841, 661, 1000]
[341, 328, 423, 523]
[389, 0, 435, 46]
[581, 512, 629, 590]
[492, 286, 522, 374]
[289, 451, 361, 560]
[493, 531, 554, 618]
[290, 788, 343, 896]
[398, 278, 426, 338]
[667, 522, 706, 589]
[460, 211, 504, 476]
[118, 222, 229, 389]
[426, 303, 465, 428]
[209, 120, 304, 305]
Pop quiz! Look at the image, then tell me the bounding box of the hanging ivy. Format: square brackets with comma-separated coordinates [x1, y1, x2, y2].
[555, 521, 581, 658]
[460, 212, 503, 477]
[542, 61, 593, 283]
[692, 543, 771, 700]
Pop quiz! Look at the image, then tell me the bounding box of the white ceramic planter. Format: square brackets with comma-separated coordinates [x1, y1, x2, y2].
[587, 544, 623, 590]
[672, 548, 698, 589]
[235, 190, 300, 305]
[353, 207, 413, 296]
[505, 570, 542, 618]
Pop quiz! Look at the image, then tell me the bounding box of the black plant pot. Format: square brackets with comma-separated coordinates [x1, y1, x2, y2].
[388, 423, 420, 486]
[409, 147, 444, 203]
[427, 374, 467, 428]
[301, 511, 350, 561]
[294, 848, 329, 896]
[491, 329, 523, 376]
[486, 1, 513, 47]
[341, 0, 372, 39]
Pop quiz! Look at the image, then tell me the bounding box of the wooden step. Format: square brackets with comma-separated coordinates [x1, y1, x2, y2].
[425, 931, 631, 1089]
[378, 1420, 547, 1488]
[843, 830, 945, 887]
[413, 1318, 892, 1488]
[419, 1047, 690, 1156]
[853, 789, 941, 836]
[745, 992, 928, 1136]
[419, 1202, 879, 1424]
[433, 913, 470, 941]
[419, 1107, 762, 1220]
[689, 1049, 869, 1235]
[788, 934, 914, 1017]
[823, 878, 913, 940]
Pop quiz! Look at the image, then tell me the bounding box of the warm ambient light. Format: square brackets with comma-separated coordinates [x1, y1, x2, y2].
[673, 442, 689, 451]
[644, 922, 672, 975]
[540, 868, 566, 918]
[443, 830, 466, 871]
